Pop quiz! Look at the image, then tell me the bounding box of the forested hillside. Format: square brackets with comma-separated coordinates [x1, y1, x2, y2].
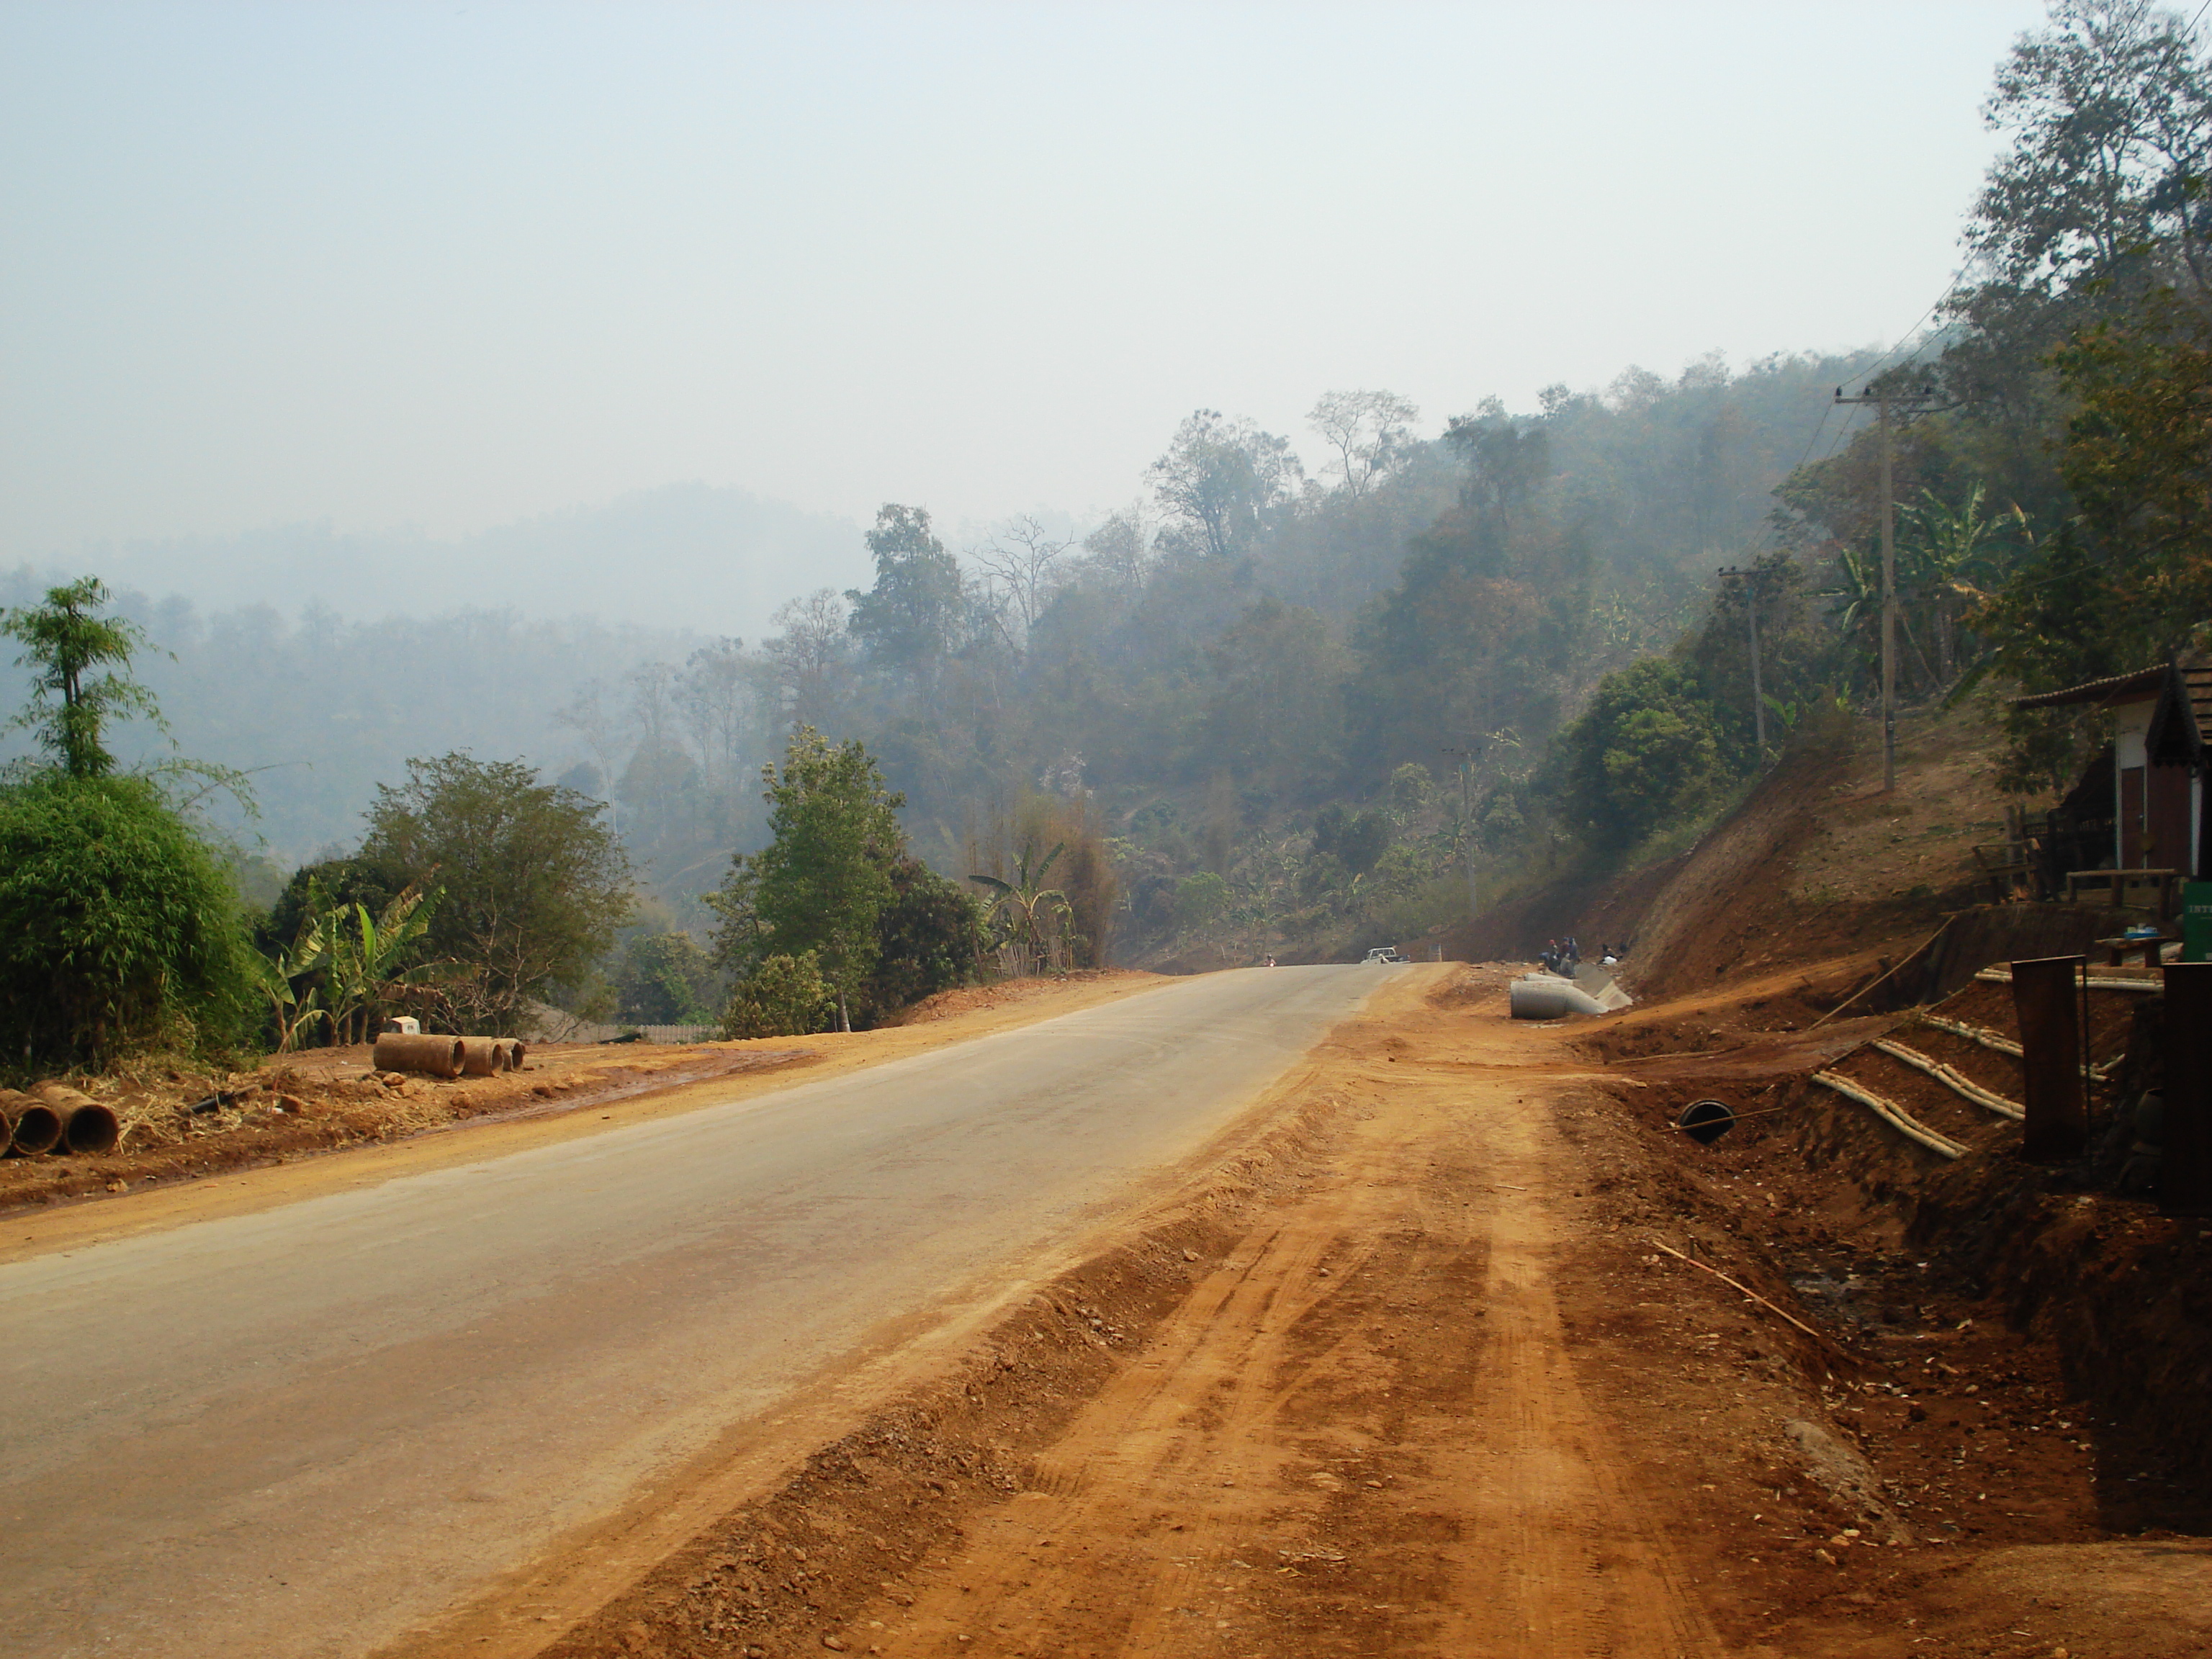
[1, 349, 1871, 967]
[10, 0, 2210, 1030]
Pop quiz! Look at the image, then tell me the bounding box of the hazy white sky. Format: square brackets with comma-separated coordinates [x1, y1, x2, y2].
[1, 0, 2056, 558]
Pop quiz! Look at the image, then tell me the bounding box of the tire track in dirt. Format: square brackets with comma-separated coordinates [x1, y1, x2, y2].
[1423, 1092, 1722, 1658]
[503, 962, 2212, 1659]
[862, 990, 1729, 1658]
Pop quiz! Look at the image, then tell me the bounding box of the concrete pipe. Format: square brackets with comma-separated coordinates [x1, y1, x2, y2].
[372, 1033, 467, 1079]
[1509, 974, 1610, 1020]
[457, 1037, 507, 1076]
[28, 1084, 119, 1154]
[495, 1039, 526, 1070]
[4, 1093, 65, 1156]
[59, 1102, 120, 1154]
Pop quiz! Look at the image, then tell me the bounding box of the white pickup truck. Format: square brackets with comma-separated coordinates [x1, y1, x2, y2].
[1362, 947, 1408, 964]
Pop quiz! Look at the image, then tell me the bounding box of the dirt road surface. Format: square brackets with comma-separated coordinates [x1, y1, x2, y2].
[515, 965, 2206, 1659]
[762, 966, 1734, 1659]
[0, 966, 1384, 1659]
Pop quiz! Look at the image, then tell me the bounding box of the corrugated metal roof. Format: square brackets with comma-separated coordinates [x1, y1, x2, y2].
[2011, 658, 2212, 757]
[2010, 666, 2167, 709]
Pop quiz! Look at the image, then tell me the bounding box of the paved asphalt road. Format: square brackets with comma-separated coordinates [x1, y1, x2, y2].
[0, 965, 1386, 1659]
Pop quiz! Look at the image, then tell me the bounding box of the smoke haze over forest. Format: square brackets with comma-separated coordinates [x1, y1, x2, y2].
[5, 1, 2046, 554]
[9, 0, 2168, 1000]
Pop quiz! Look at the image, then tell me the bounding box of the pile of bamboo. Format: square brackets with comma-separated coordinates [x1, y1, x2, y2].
[1, 1082, 122, 1156]
[370, 1033, 529, 1079]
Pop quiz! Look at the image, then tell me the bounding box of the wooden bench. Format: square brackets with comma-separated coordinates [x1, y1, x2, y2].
[2066, 868, 2180, 916]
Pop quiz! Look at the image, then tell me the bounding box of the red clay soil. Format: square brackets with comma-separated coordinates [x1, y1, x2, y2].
[1444, 699, 2023, 1004]
[408, 965, 2211, 1659]
[0, 1042, 813, 1214]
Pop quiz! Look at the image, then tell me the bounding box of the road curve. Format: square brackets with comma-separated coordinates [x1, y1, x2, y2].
[0, 964, 1387, 1659]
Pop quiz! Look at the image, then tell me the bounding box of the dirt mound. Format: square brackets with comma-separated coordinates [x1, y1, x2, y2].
[1624, 953, 2212, 1539]
[1444, 700, 2033, 1003]
[0, 1042, 808, 1214]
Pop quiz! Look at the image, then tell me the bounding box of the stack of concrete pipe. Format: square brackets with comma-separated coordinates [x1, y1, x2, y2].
[1, 1082, 122, 1156]
[370, 1033, 528, 1079]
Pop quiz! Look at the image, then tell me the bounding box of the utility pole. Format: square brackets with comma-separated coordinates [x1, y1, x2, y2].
[1831, 382, 1938, 791]
[1441, 744, 1482, 916]
[1833, 382, 1941, 792]
[1717, 563, 1773, 769]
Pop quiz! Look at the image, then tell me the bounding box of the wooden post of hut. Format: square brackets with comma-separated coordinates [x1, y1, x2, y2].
[2161, 962, 2212, 1215]
[2013, 955, 2087, 1162]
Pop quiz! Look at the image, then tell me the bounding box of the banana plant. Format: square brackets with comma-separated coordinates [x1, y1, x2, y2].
[258, 912, 331, 1054]
[969, 840, 1073, 978]
[1898, 483, 2028, 683]
[318, 881, 445, 1044]
[1761, 691, 1805, 737]
[1817, 541, 1884, 688]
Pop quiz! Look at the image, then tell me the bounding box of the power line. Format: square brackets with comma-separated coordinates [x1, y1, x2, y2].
[1790, 268, 1964, 475]
[1848, 269, 1966, 388]
[1789, 400, 1833, 474]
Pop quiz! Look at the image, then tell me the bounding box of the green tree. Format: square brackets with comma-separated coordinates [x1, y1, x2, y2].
[1387, 762, 1437, 824]
[0, 773, 259, 1068]
[1444, 398, 1552, 553]
[616, 931, 719, 1025]
[1311, 804, 1391, 874]
[313, 878, 444, 1044]
[0, 578, 259, 1069]
[845, 504, 967, 675]
[1551, 657, 1724, 848]
[361, 753, 633, 1034]
[1967, 0, 2212, 302]
[1200, 597, 1349, 796]
[1, 576, 165, 778]
[709, 728, 903, 1030]
[864, 855, 986, 1011]
[1148, 409, 1300, 559]
[1309, 390, 1421, 499]
[2054, 286, 2212, 632]
[721, 951, 835, 1039]
[971, 840, 1071, 978]
[258, 853, 410, 956]
[1897, 483, 2028, 682]
[1172, 871, 1232, 932]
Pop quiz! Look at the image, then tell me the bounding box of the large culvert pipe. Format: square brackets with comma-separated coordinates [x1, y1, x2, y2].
[1509, 974, 1610, 1020]
[372, 1033, 467, 1079]
[5, 1093, 65, 1156]
[495, 1039, 526, 1070]
[1676, 1100, 1735, 1146]
[60, 1102, 120, 1154]
[33, 1082, 121, 1154]
[457, 1037, 507, 1076]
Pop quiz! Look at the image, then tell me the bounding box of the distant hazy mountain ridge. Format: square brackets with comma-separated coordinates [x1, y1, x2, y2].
[59, 482, 866, 639]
